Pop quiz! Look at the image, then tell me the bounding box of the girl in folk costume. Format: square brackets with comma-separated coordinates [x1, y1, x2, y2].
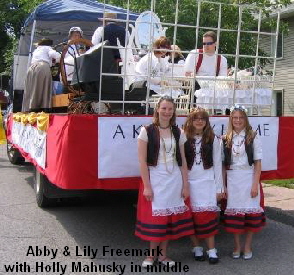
[222, 105, 265, 260]
[135, 96, 194, 268]
[183, 108, 225, 264]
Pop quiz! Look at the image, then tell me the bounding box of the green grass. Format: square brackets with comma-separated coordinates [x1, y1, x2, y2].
[263, 178, 294, 189]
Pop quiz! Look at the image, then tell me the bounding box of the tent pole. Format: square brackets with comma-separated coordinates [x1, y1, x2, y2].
[27, 20, 37, 68]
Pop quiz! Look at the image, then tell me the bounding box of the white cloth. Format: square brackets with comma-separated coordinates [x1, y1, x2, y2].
[221, 130, 262, 170]
[188, 136, 223, 212]
[223, 130, 263, 215]
[135, 52, 183, 98]
[184, 49, 227, 76]
[135, 52, 169, 84]
[64, 44, 81, 81]
[31, 46, 61, 67]
[225, 170, 263, 215]
[138, 126, 186, 164]
[149, 163, 188, 216]
[91, 26, 104, 45]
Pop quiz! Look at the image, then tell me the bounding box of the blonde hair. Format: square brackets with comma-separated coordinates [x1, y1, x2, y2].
[171, 45, 184, 58]
[153, 96, 176, 126]
[224, 109, 256, 147]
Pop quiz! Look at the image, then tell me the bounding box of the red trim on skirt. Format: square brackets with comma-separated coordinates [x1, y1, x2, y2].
[224, 212, 266, 234]
[192, 211, 219, 238]
[135, 183, 194, 242]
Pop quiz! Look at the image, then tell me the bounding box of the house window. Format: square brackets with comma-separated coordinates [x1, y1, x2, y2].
[272, 89, 283, 116]
[271, 33, 283, 59]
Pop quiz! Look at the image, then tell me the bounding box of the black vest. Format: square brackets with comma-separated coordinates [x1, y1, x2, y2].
[223, 134, 255, 169]
[184, 136, 214, 170]
[145, 124, 182, 167]
[104, 23, 126, 59]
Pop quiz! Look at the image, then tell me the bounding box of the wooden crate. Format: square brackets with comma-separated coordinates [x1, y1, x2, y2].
[52, 94, 70, 107]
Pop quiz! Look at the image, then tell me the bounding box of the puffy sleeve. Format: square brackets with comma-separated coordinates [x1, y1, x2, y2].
[253, 134, 262, 161]
[184, 50, 197, 75]
[91, 27, 103, 45]
[218, 55, 228, 76]
[135, 54, 161, 85]
[138, 126, 148, 142]
[213, 136, 224, 193]
[48, 48, 61, 62]
[179, 130, 187, 146]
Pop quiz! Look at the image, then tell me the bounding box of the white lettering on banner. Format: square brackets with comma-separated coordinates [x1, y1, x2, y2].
[11, 122, 46, 169]
[98, 117, 279, 179]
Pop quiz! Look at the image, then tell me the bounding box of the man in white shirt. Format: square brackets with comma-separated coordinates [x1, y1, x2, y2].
[185, 31, 228, 114]
[184, 31, 227, 77]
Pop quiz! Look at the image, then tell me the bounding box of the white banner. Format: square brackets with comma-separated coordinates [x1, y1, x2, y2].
[98, 116, 278, 179]
[11, 121, 47, 169]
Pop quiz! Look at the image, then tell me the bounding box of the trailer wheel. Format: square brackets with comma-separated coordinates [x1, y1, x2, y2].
[34, 169, 55, 208]
[7, 142, 25, 165]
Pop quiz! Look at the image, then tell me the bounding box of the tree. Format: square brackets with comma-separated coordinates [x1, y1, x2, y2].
[0, 0, 43, 73]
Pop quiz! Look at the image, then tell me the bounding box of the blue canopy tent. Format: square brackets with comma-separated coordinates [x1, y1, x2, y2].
[14, 0, 138, 90]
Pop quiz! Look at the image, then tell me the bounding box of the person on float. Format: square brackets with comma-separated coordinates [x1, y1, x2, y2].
[135, 95, 194, 268]
[183, 107, 225, 264]
[222, 105, 265, 260]
[135, 36, 182, 99]
[64, 27, 84, 82]
[184, 31, 228, 112]
[22, 38, 61, 112]
[91, 12, 127, 61]
[184, 31, 227, 77]
[168, 45, 185, 65]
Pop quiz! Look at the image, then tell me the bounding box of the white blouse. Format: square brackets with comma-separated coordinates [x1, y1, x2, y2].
[31, 46, 61, 67]
[138, 126, 186, 164]
[222, 130, 262, 170]
[135, 52, 170, 85]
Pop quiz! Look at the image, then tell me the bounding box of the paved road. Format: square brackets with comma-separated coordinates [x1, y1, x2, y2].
[0, 144, 293, 275]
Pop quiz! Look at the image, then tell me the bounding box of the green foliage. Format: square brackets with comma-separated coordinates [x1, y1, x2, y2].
[263, 179, 294, 189]
[0, 0, 44, 73]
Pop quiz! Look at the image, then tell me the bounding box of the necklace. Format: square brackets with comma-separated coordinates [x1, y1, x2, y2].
[159, 125, 170, 130]
[195, 139, 202, 165]
[161, 131, 175, 174]
[232, 138, 245, 155]
[161, 137, 173, 154]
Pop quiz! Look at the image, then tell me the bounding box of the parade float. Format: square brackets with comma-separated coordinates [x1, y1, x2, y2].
[4, 0, 294, 207]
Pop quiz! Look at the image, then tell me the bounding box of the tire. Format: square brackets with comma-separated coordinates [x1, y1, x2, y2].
[34, 169, 55, 208]
[6, 142, 25, 165]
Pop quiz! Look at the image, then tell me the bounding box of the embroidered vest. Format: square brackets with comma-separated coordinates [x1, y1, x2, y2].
[223, 134, 255, 169]
[145, 124, 182, 167]
[184, 135, 214, 170]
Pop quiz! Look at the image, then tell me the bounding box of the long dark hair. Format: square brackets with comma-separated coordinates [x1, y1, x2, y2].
[153, 96, 176, 127]
[184, 107, 215, 143]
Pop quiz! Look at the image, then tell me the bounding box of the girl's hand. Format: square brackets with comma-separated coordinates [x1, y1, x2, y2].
[217, 192, 226, 201]
[251, 184, 259, 198]
[143, 186, 153, 201]
[182, 185, 190, 200]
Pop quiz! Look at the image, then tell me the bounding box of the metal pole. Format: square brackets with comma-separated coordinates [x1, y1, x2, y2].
[27, 20, 37, 68]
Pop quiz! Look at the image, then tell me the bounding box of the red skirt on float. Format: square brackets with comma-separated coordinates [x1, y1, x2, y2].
[135, 183, 195, 242]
